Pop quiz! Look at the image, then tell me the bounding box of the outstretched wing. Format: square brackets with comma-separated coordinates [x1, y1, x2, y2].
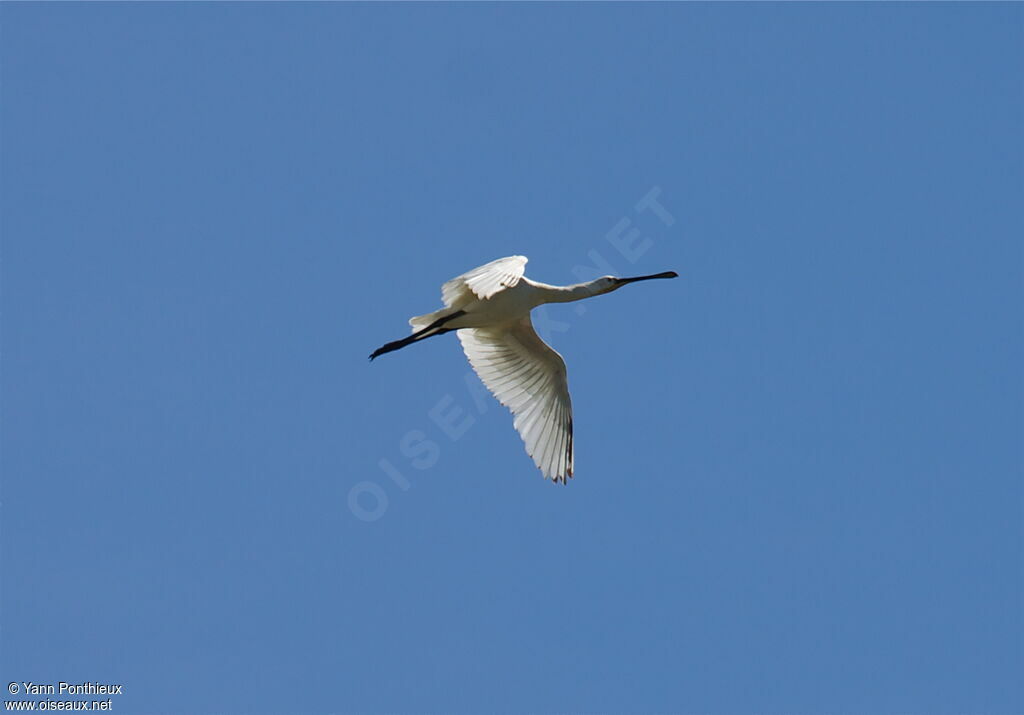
[458, 317, 574, 483]
[442, 255, 528, 307]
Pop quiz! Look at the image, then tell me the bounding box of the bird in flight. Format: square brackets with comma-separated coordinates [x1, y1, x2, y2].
[369, 255, 678, 484]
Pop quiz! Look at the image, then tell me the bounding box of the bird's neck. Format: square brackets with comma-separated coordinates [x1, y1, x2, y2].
[533, 281, 601, 304]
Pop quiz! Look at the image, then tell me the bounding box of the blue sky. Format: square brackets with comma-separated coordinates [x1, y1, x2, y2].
[2, 4, 1021, 714]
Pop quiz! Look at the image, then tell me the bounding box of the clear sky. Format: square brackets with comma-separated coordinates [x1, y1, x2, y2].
[2, 4, 1021, 714]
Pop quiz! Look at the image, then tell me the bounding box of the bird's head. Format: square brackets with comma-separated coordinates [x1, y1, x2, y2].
[591, 271, 679, 295]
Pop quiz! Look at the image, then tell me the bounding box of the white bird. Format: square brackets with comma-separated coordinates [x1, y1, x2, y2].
[370, 255, 678, 484]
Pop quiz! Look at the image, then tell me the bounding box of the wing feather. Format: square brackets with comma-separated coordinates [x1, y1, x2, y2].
[442, 255, 528, 307]
[458, 317, 574, 483]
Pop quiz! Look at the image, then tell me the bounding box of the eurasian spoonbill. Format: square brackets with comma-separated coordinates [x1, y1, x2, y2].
[369, 255, 678, 484]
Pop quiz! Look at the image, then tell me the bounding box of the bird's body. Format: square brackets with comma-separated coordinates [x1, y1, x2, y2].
[419, 278, 592, 330]
[370, 255, 678, 484]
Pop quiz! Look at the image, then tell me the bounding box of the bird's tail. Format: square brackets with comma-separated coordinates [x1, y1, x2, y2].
[409, 308, 456, 334]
